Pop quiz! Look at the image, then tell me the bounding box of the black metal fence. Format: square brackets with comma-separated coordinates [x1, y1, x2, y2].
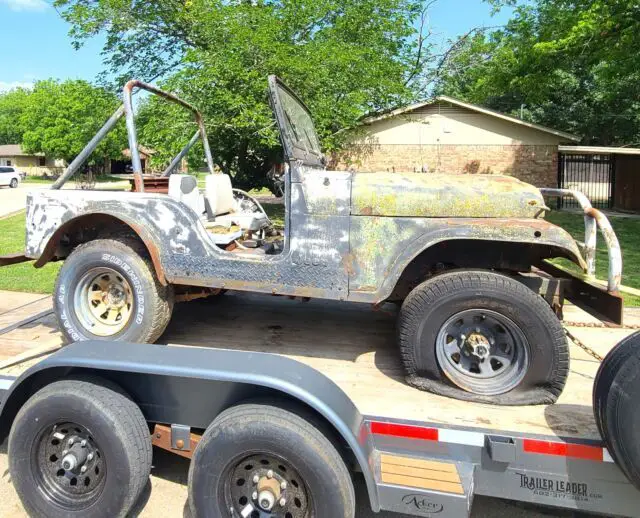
[558, 153, 615, 209]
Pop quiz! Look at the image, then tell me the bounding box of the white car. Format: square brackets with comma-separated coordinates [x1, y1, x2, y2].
[0, 166, 25, 188]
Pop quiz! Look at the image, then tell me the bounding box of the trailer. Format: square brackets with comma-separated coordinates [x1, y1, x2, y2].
[0, 322, 639, 518]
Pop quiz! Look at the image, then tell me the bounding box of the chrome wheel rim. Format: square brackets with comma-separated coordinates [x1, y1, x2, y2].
[74, 267, 134, 337]
[435, 309, 530, 395]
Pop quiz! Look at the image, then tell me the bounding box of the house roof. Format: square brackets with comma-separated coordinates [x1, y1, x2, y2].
[0, 144, 44, 157]
[559, 145, 640, 156]
[363, 95, 581, 142]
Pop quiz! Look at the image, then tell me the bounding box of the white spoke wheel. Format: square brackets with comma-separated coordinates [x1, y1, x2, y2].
[53, 237, 174, 344]
[74, 268, 134, 337]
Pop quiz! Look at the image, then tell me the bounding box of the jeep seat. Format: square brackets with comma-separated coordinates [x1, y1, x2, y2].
[204, 174, 269, 232]
[168, 174, 205, 216]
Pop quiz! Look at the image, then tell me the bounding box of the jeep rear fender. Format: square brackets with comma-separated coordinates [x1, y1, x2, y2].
[347, 217, 586, 303]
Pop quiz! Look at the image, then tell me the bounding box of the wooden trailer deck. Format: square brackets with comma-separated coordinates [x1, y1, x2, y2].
[1, 291, 637, 441]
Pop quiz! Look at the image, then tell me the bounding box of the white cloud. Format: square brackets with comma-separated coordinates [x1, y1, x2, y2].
[0, 81, 34, 93]
[0, 0, 49, 12]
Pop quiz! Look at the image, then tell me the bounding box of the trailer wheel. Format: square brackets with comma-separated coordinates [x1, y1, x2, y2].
[188, 403, 355, 518]
[8, 378, 152, 518]
[54, 237, 174, 344]
[398, 270, 569, 405]
[594, 331, 640, 490]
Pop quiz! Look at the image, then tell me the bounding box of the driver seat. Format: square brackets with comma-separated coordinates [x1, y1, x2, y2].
[204, 174, 269, 232]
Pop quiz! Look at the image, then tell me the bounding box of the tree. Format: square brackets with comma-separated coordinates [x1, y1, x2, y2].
[436, 0, 640, 146]
[55, 0, 438, 188]
[0, 88, 30, 145]
[20, 79, 127, 166]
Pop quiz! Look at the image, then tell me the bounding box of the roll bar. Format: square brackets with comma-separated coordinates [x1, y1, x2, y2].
[51, 80, 215, 192]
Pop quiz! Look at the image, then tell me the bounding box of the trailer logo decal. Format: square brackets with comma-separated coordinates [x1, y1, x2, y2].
[516, 473, 602, 502]
[402, 494, 444, 514]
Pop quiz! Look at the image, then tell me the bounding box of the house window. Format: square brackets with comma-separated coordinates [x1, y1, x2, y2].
[38, 157, 46, 166]
[6, 160, 11, 166]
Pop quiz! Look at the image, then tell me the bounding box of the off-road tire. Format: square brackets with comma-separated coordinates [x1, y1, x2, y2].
[54, 237, 174, 344]
[8, 378, 152, 518]
[10, 178, 18, 188]
[398, 270, 569, 405]
[188, 403, 355, 518]
[593, 331, 640, 490]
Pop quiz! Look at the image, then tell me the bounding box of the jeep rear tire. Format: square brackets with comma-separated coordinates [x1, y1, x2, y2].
[54, 237, 174, 344]
[398, 270, 569, 405]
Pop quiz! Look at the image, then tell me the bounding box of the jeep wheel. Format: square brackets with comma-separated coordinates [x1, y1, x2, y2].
[398, 270, 569, 405]
[54, 237, 174, 344]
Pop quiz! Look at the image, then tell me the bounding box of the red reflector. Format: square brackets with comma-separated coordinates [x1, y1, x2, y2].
[523, 439, 603, 462]
[370, 421, 439, 441]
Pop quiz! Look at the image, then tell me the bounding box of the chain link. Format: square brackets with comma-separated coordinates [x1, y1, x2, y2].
[564, 327, 604, 362]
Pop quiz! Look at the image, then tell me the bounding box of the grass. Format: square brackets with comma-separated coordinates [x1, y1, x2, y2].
[0, 213, 61, 293]
[546, 211, 640, 307]
[24, 174, 126, 184]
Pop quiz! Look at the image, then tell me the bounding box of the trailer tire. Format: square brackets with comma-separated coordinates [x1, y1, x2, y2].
[398, 270, 569, 405]
[8, 378, 152, 518]
[593, 331, 640, 490]
[54, 237, 174, 344]
[188, 403, 355, 518]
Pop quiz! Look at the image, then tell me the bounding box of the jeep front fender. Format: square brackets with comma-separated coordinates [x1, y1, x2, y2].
[347, 217, 586, 303]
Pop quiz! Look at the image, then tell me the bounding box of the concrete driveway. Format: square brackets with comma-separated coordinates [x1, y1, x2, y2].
[0, 184, 47, 218]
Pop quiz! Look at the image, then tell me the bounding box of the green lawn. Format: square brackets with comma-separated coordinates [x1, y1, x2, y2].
[24, 174, 125, 184]
[546, 211, 640, 306]
[0, 213, 61, 293]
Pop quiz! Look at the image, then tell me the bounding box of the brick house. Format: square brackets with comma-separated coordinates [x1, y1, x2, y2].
[338, 96, 580, 188]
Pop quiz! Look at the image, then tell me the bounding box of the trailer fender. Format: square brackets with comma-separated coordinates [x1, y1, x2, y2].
[0, 341, 380, 511]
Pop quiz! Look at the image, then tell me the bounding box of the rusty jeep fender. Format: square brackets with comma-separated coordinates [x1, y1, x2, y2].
[347, 216, 586, 303]
[25, 190, 215, 285]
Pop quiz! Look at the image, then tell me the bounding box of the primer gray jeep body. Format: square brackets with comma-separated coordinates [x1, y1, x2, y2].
[17, 77, 620, 316]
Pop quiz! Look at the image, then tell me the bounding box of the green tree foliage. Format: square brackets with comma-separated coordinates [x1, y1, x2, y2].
[20, 80, 127, 165]
[55, 0, 435, 188]
[0, 88, 30, 145]
[437, 0, 640, 145]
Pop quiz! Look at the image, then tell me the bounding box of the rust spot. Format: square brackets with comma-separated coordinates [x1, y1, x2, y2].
[341, 252, 356, 276]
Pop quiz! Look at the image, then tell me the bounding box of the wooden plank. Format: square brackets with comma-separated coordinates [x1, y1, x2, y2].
[380, 454, 458, 474]
[382, 464, 461, 484]
[381, 472, 464, 494]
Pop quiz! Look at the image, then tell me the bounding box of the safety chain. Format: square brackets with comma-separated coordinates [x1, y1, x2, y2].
[564, 327, 604, 362]
[562, 321, 640, 330]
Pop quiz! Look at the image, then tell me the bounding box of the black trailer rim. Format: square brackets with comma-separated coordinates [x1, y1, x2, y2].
[224, 452, 311, 518]
[32, 421, 106, 510]
[435, 309, 530, 395]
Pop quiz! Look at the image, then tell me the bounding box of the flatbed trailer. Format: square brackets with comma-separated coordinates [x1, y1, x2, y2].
[0, 295, 638, 517]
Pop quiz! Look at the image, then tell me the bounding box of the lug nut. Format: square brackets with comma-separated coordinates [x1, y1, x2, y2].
[280, 481, 287, 490]
[81, 440, 87, 447]
[81, 466, 87, 473]
[87, 453, 94, 462]
[279, 497, 286, 507]
[252, 491, 258, 500]
[62, 449, 68, 456]
[68, 438, 74, 446]
[253, 474, 260, 484]
[267, 470, 273, 479]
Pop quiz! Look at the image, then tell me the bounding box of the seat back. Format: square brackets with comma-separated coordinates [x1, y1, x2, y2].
[168, 174, 204, 215]
[205, 173, 235, 217]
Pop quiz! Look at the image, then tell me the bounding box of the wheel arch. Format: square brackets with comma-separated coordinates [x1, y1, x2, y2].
[33, 212, 167, 285]
[379, 221, 586, 302]
[0, 342, 380, 511]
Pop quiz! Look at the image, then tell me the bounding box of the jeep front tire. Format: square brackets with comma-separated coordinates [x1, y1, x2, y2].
[54, 238, 174, 344]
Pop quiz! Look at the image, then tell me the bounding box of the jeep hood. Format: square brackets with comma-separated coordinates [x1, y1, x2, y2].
[351, 173, 546, 218]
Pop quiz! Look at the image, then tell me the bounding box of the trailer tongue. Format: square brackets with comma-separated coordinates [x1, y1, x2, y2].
[0, 333, 639, 518]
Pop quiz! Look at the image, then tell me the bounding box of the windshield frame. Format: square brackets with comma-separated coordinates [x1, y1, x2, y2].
[268, 75, 325, 168]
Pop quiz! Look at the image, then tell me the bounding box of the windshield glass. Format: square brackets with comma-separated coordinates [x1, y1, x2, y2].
[277, 84, 323, 160]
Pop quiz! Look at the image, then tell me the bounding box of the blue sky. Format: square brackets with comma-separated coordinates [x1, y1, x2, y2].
[0, 0, 511, 92]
